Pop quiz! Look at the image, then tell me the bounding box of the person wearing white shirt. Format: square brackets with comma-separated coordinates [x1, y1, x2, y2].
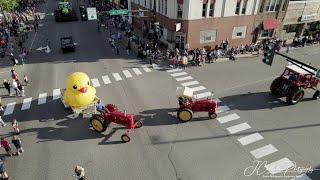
[12, 80, 20, 96]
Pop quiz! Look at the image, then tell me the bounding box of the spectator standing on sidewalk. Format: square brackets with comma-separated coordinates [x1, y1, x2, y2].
[0, 137, 13, 156]
[24, 75, 29, 86]
[9, 53, 18, 66]
[3, 80, 11, 96]
[0, 159, 10, 179]
[126, 40, 131, 55]
[11, 135, 24, 155]
[0, 116, 6, 127]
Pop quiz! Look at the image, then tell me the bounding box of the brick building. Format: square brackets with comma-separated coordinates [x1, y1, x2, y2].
[129, 0, 261, 50]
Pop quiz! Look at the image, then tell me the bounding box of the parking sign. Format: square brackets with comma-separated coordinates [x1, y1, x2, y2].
[87, 7, 97, 20]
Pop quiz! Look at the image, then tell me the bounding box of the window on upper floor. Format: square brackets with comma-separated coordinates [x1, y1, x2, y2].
[282, 0, 288, 11]
[150, 0, 152, 9]
[235, 0, 241, 15]
[177, 4, 183, 18]
[160, 0, 163, 14]
[209, 2, 215, 17]
[242, 0, 248, 14]
[158, 0, 160, 12]
[202, 4, 207, 17]
[165, 0, 167, 15]
[266, 0, 281, 12]
[144, 0, 146, 7]
[260, 0, 265, 13]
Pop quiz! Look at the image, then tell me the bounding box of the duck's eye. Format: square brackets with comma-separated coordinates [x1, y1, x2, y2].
[73, 85, 77, 89]
[87, 81, 90, 85]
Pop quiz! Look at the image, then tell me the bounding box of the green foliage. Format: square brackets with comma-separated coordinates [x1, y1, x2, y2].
[0, 0, 20, 12]
[316, 24, 320, 31]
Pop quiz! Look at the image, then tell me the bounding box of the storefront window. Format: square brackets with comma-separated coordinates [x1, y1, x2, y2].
[177, 5, 183, 18]
[261, 29, 273, 37]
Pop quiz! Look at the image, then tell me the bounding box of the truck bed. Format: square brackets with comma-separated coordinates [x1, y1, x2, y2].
[60, 89, 99, 115]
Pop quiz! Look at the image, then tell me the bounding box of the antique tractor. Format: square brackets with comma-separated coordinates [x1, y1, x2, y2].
[270, 64, 320, 105]
[176, 87, 218, 122]
[90, 104, 142, 143]
[54, 1, 78, 22]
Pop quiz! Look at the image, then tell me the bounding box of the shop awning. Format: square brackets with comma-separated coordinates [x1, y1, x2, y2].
[262, 18, 277, 30]
[177, 0, 183, 4]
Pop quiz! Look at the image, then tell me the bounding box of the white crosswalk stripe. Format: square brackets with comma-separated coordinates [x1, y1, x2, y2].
[190, 86, 206, 92]
[171, 72, 188, 77]
[132, 68, 142, 75]
[216, 105, 230, 113]
[238, 133, 264, 146]
[53, 88, 61, 100]
[21, 97, 32, 110]
[38, 93, 47, 105]
[213, 98, 221, 103]
[265, 158, 294, 175]
[142, 65, 151, 72]
[152, 64, 162, 70]
[217, 113, 240, 124]
[102, 75, 111, 84]
[193, 92, 212, 99]
[3, 102, 16, 116]
[250, 144, 278, 159]
[123, 70, 133, 78]
[91, 78, 100, 87]
[226, 122, 251, 134]
[112, 73, 122, 81]
[176, 76, 193, 81]
[167, 69, 182, 73]
[292, 174, 312, 180]
[181, 81, 199, 87]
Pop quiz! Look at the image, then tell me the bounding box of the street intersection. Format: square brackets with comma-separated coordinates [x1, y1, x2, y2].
[1, 0, 320, 180]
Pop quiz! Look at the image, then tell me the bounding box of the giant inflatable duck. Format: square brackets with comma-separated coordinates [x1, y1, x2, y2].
[64, 72, 96, 107]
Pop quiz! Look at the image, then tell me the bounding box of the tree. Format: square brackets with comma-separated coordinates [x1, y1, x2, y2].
[0, 0, 21, 22]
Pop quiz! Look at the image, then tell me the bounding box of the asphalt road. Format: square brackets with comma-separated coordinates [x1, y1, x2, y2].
[1, 0, 320, 179]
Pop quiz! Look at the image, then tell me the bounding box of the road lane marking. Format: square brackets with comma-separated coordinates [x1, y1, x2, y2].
[238, 133, 264, 146]
[123, 70, 133, 78]
[112, 73, 122, 81]
[216, 105, 230, 113]
[152, 64, 161, 70]
[102, 75, 111, 84]
[190, 86, 206, 92]
[167, 69, 182, 73]
[132, 68, 142, 75]
[142, 65, 151, 72]
[193, 92, 212, 99]
[213, 98, 221, 103]
[3, 102, 16, 116]
[171, 72, 188, 77]
[217, 113, 240, 123]
[181, 81, 199, 87]
[250, 144, 278, 159]
[176, 76, 193, 81]
[292, 174, 312, 180]
[21, 97, 32, 110]
[91, 78, 100, 87]
[265, 158, 294, 175]
[52, 88, 61, 100]
[38, 93, 47, 105]
[226, 122, 251, 134]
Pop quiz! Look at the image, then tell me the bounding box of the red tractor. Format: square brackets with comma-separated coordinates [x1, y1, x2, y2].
[90, 104, 142, 143]
[270, 64, 320, 105]
[176, 87, 218, 122]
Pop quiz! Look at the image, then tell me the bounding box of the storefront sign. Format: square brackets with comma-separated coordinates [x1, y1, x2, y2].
[300, 14, 317, 22]
[175, 23, 181, 32]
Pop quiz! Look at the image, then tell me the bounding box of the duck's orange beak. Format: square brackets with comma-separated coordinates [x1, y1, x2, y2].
[78, 87, 87, 93]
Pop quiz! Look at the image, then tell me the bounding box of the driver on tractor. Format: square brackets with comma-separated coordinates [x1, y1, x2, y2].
[95, 99, 105, 114]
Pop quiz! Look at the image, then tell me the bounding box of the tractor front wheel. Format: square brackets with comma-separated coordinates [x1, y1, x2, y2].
[208, 112, 217, 119]
[177, 108, 193, 122]
[134, 120, 143, 128]
[90, 115, 107, 132]
[270, 77, 282, 96]
[286, 88, 304, 105]
[121, 134, 130, 143]
[312, 90, 320, 100]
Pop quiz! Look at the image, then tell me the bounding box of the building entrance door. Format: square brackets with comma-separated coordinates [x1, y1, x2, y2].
[175, 33, 185, 50]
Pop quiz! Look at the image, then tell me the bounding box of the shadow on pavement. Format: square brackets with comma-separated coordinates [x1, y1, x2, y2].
[134, 108, 180, 127]
[97, 127, 127, 145]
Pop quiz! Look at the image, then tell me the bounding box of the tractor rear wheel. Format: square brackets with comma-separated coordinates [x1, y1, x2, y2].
[177, 108, 193, 122]
[121, 134, 130, 143]
[134, 120, 143, 128]
[286, 88, 304, 105]
[270, 77, 282, 96]
[90, 115, 107, 132]
[312, 90, 320, 100]
[208, 112, 217, 119]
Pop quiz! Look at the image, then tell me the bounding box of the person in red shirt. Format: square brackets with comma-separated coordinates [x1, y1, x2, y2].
[0, 137, 13, 156]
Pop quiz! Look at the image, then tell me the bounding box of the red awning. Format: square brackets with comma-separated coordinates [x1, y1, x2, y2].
[177, 0, 183, 4]
[203, 0, 208, 3]
[262, 18, 277, 30]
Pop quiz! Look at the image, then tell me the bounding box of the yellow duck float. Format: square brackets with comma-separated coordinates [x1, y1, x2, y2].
[64, 72, 96, 108]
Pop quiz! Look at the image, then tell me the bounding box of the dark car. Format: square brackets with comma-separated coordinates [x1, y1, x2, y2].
[61, 36, 75, 53]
